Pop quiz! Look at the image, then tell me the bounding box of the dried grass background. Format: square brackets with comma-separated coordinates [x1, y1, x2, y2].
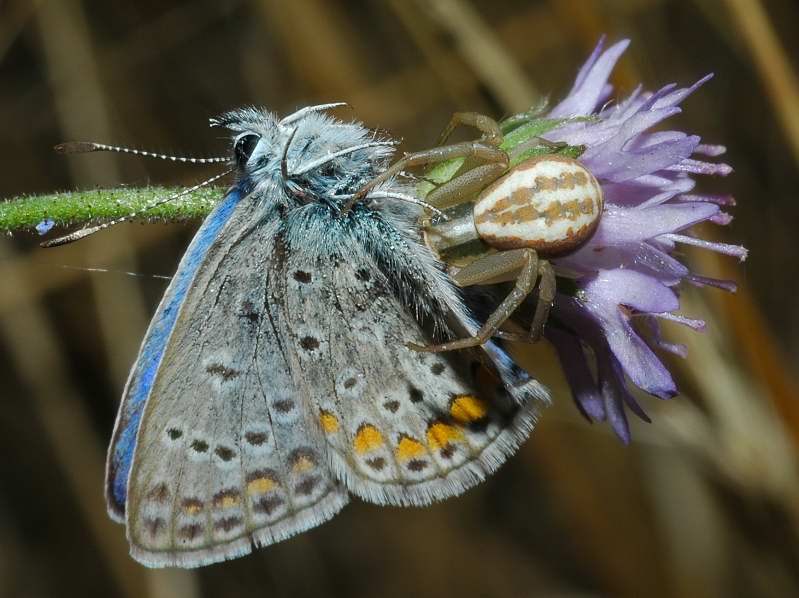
[1, 1, 798, 597]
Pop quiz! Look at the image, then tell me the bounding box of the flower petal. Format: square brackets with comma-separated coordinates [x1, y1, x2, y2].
[651, 74, 713, 110]
[677, 193, 736, 206]
[588, 202, 719, 246]
[660, 233, 749, 260]
[666, 158, 733, 176]
[547, 327, 606, 421]
[548, 39, 631, 118]
[582, 268, 679, 315]
[578, 270, 679, 398]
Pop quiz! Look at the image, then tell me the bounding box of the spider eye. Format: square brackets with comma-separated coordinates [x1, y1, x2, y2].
[234, 134, 260, 166]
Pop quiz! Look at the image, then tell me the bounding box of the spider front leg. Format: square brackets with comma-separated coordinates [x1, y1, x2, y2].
[437, 112, 503, 146]
[351, 140, 508, 207]
[408, 248, 540, 353]
[350, 112, 509, 211]
[424, 112, 508, 209]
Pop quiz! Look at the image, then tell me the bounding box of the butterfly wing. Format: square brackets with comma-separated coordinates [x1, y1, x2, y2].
[105, 186, 244, 523]
[120, 194, 349, 568]
[278, 215, 549, 507]
[113, 185, 548, 568]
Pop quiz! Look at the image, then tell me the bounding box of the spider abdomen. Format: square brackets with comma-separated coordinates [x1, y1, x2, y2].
[473, 156, 603, 256]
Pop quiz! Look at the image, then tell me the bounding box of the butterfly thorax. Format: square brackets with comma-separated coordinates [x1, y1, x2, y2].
[212, 108, 466, 341]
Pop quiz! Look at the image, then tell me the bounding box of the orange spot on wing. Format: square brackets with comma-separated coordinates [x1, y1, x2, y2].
[181, 498, 204, 515]
[320, 410, 340, 433]
[247, 477, 278, 495]
[213, 490, 241, 510]
[292, 456, 315, 473]
[395, 436, 426, 461]
[427, 422, 463, 450]
[450, 395, 488, 424]
[354, 424, 384, 454]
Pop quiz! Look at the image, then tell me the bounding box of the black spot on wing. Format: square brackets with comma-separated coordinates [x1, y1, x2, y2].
[300, 336, 320, 351]
[206, 363, 240, 380]
[215, 446, 236, 461]
[409, 386, 424, 403]
[293, 270, 312, 283]
[245, 431, 268, 446]
[191, 439, 209, 453]
[238, 300, 260, 325]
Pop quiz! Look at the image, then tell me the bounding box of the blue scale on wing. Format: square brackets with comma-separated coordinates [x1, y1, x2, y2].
[105, 186, 243, 520]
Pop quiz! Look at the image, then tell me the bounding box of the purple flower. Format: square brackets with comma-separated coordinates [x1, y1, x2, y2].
[541, 38, 747, 443]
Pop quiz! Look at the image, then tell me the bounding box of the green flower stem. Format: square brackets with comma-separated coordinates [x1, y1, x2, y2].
[0, 186, 225, 233]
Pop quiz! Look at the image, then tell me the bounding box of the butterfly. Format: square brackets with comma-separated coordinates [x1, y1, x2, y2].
[99, 103, 550, 567]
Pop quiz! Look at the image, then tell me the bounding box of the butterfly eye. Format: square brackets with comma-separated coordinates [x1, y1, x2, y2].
[234, 134, 260, 166]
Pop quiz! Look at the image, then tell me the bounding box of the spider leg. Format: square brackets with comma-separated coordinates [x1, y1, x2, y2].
[488, 259, 556, 344]
[437, 112, 503, 146]
[408, 249, 538, 353]
[528, 259, 555, 342]
[350, 141, 507, 205]
[425, 112, 508, 209]
[425, 162, 509, 210]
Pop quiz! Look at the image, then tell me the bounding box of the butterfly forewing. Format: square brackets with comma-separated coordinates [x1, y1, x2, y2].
[124, 191, 348, 568]
[105, 188, 246, 523]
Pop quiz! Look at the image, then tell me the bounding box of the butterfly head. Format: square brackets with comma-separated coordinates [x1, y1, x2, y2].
[211, 105, 396, 212]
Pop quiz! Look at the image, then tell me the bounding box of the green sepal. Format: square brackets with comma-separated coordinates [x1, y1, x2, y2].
[508, 143, 587, 169]
[500, 118, 571, 153]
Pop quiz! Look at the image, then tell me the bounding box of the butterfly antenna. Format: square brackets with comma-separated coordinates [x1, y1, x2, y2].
[280, 128, 299, 183]
[41, 168, 233, 248]
[280, 102, 350, 126]
[57, 264, 172, 280]
[291, 140, 397, 176]
[364, 190, 449, 221]
[55, 141, 228, 165]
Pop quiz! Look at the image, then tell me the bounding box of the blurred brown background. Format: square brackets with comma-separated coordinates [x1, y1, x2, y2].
[1, 1, 798, 597]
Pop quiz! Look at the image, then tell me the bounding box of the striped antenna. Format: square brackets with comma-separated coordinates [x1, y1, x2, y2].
[41, 168, 232, 248]
[291, 140, 397, 176]
[280, 102, 349, 126]
[54, 141, 228, 165]
[359, 190, 449, 221]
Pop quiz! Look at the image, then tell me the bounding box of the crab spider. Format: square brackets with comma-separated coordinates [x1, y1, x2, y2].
[357, 112, 604, 353]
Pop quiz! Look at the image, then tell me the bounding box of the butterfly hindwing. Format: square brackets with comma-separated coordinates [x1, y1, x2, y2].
[278, 214, 547, 507]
